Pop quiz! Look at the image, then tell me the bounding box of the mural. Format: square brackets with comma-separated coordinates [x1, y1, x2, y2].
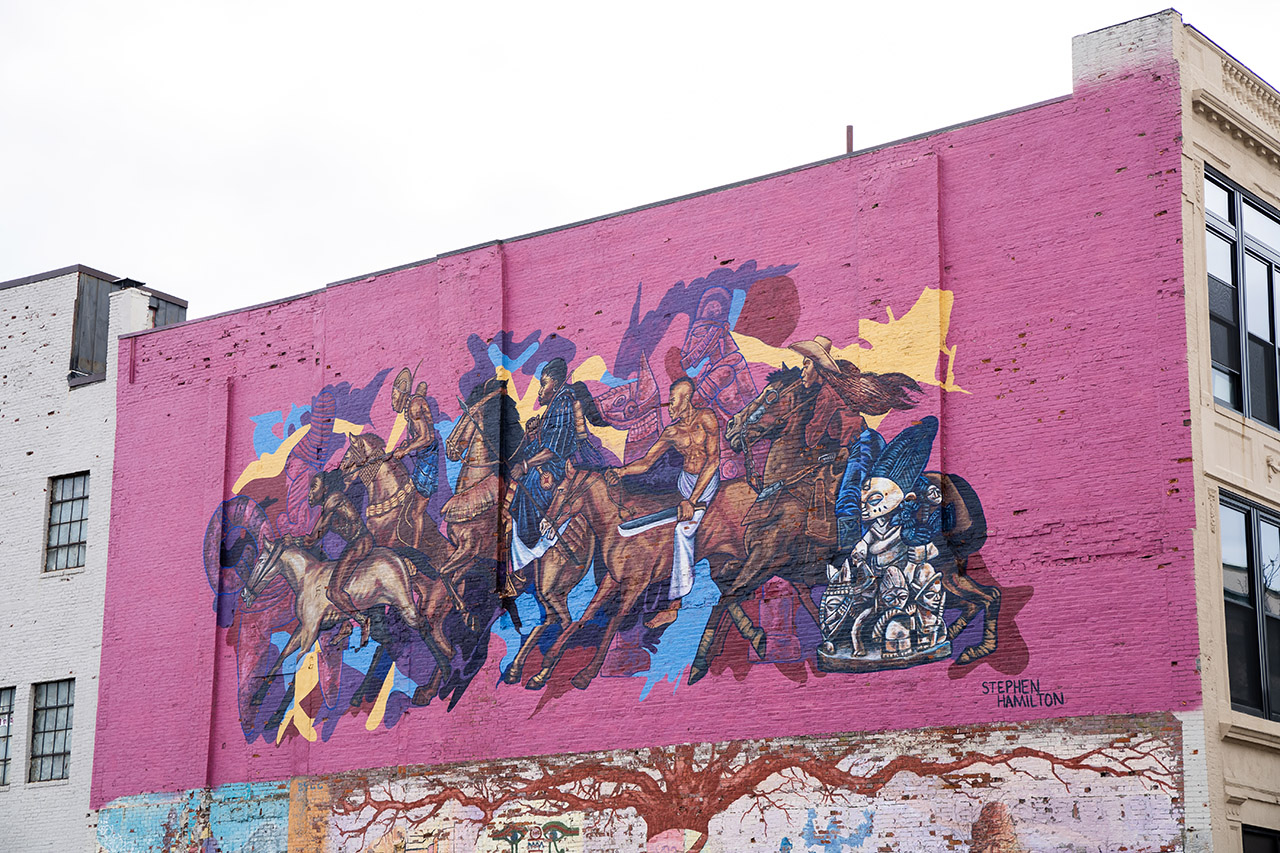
[201, 262, 1013, 744]
[95, 715, 1185, 852]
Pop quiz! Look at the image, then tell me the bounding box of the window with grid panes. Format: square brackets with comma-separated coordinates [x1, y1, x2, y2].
[45, 473, 89, 572]
[1205, 169, 1280, 426]
[1219, 493, 1280, 721]
[0, 686, 13, 786]
[28, 680, 73, 782]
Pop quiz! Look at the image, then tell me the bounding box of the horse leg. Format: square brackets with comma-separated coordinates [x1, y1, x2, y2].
[688, 601, 732, 686]
[527, 574, 620, 691]
[250, 628, 307, 707]
[790, 581, 822, 629]
[505, 562, 575, 684]
[570, 573, 648, 691]
[957, 585, 1001, 665]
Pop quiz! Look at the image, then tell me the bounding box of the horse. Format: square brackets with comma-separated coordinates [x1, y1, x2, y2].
[523, 462, 759, 691]
[240, 538, 435, 712]
[442, 378, 606, 687]
[723, 367, 1001, 674]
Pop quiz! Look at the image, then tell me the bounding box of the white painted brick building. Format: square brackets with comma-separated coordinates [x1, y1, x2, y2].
[0, 267, 185, 852]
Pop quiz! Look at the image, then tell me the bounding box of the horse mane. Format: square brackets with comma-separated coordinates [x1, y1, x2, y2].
[826, 359, 921, 417]
[767, 364, 801, 385]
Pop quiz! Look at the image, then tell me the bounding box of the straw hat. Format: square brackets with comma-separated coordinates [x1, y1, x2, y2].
[787, 335, 841, 374]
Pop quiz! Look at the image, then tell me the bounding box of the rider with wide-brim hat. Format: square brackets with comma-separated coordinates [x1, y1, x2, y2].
[785, 334, 923, 559]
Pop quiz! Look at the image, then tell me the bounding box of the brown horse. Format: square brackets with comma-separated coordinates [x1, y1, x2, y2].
[524, 463, 758, 691]
[721, 367, 1002, 677]
[338, 433, 462, 686]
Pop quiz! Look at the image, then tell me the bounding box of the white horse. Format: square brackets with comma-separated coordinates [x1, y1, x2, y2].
[241, 537, 434, 704]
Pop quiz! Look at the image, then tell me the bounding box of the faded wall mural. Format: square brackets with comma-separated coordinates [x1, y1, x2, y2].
[96, 714, 1186, 852]
[200, 263, 1010, 744]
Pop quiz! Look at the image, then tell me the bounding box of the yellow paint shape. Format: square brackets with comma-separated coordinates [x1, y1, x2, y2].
[365, 663, 397, 731]
[731, 286, 967, 394]
[383, 412, 407, 455]
[231, 419, 366, 494]
[275, 641, 320, 744]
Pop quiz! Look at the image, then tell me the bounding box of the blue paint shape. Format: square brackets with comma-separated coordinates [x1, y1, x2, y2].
[686, 356, 711, 379]
[728, 288, 747, 330]
[489, 340, 539, 373]
[633, 558, 719, 701]
[801, 808, 873, 851]
[249, 404, 310, 457]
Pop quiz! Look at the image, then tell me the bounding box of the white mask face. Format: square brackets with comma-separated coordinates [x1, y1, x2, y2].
[861, 476, 905, 520]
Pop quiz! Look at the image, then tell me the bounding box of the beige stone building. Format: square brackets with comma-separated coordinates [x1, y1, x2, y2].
[1177, 14, 1280, 852]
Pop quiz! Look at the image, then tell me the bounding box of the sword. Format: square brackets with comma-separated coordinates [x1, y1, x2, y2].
[618, 506, 680, 537]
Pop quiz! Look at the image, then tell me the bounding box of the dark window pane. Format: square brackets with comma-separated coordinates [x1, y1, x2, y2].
[1209, 231, 1236, 282]
[1227, 599, 1265, 712]
[1244, 827, 1280, 853]
[1248, 336, 1279, 426]
[1211, 315, 1241, 370]
[1207, 178, 1232, 222]
[1246, 254, 1273, 341]
[1209, 276, 1238, 321]
[1245, 202, 1280, 252]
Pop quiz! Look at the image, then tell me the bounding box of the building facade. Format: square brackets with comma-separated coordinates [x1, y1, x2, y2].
[85, 12, 1279, 853]
[0, 267, 185, 852]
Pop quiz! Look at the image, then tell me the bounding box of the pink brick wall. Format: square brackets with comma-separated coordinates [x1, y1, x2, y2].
[92, 52, 1194, 811]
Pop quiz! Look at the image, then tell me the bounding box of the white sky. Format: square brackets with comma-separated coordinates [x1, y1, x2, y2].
[2, 1, 1278, 318]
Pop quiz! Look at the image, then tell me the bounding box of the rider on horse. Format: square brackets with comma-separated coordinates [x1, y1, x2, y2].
[293, 470, 375, 649]
[385, 368, 440, 498]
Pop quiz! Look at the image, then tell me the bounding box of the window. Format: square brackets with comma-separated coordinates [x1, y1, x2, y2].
[1220, 493, 1280, 721]
[45, 473, 89, 572]
[0, 686, 13, 786]
[1246, 825, 1280, 853]
[28, 680, 74, 782]
[1205, 170, 1280, 427]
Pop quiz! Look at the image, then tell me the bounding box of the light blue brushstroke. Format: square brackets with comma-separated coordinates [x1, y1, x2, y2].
[437, 419, 463, 491]
[633, 557, 719, 701]
[598, 371, 636, 388]
[492, 543, 599, 676]
[801, 808, 874, 851]
[249, 404, 310, 457]
[686, 356, 711, 378]
[728, 288, 747, 330]
[488, 340, 539, 373]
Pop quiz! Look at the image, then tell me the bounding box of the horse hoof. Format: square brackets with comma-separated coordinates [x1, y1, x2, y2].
[501, 666, 523, 685]
[526, 671, 549, 691]
[688, 664, 707, 686]
[412, 685, 434, 706]
[570, 671, 593, 691]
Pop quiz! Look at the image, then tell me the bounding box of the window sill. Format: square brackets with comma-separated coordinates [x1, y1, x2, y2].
[68, 373, 105, 388]
[39, 567, 85, 580]
[1220, 710, 1280, 753]
[1210, 402, 1280, 439]
[23, 777, 71, 789]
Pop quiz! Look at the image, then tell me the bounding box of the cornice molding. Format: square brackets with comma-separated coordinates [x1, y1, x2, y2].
[1222, 59, 1280, 140]
[1192, 89, 1280, 170]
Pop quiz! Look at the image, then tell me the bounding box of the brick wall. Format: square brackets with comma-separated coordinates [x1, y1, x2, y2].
[0, 274, 152, 852]
[93, 12, 1202, 853]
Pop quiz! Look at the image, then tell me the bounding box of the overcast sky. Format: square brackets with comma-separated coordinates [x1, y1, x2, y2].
[2, 1, 1277, 318]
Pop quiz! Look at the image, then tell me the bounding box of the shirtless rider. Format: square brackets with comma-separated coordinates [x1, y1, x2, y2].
[603, 377, 720, 628]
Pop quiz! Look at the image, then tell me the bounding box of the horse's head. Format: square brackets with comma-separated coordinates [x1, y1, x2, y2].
[241, 536, 284, 605]
[338, 433, 374, 475]
[727, 365, 802, 451]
